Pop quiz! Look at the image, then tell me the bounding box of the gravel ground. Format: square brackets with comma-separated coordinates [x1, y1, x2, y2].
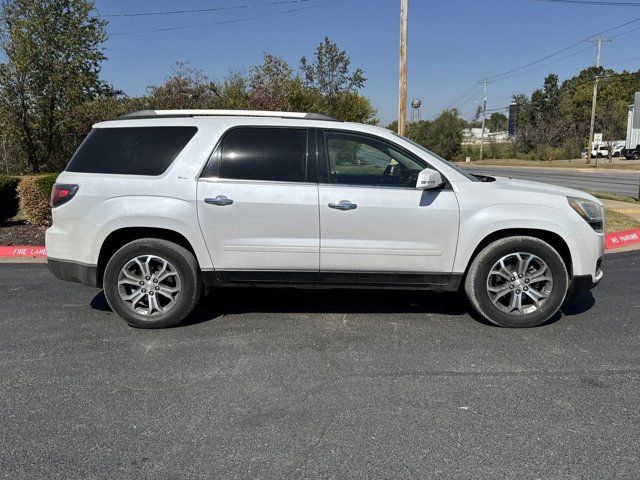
[0, 220, 46, 245]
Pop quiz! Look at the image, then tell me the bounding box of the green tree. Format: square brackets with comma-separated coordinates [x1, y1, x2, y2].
[426, 110, 463, 159]
[517, 74, 564, 159]
[147, 62, 221, 110]
[300, 37, 375, 122]
[214, 72, 251, 110]
[403, 111, 462, 160]
[248, 53, 298, 111]
[300, 36, 365, 97]
[0, 0, 107, 172]
[487, 112, 508, 132]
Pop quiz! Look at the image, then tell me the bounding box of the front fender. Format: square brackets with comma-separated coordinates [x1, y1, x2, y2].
[453, 203, 578, 274]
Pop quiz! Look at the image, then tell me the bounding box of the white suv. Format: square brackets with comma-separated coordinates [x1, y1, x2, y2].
[46, 110, 604, 328]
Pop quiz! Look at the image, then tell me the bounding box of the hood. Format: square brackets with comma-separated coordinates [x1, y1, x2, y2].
[491, 176, 603, 206]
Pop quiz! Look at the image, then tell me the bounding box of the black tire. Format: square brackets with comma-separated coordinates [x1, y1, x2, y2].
[633, 153, 640, 160]
[103, 238, 202, 328]
[464, 236, 568, 328]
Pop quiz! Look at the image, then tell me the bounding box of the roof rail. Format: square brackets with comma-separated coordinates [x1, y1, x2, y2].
[118, 109, 339, 121]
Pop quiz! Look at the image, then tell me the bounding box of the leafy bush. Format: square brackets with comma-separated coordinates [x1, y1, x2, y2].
[0, 175, 20, 222]
[17, 174, 58, 227]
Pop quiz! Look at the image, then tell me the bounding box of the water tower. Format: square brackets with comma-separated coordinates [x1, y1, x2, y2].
[410, 99, 422, 123]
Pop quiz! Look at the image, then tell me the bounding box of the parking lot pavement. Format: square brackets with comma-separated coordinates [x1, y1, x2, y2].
[463, 165, 640, 199]
[1, 253, 640, 479]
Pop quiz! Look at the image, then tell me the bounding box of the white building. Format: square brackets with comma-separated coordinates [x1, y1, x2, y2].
[462, 128, 509, 145]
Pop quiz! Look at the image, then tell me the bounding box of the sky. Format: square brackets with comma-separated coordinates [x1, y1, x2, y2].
[95, 0, 640, 125]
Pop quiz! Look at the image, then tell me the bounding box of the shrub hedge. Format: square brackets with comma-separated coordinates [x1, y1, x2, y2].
[0, 175, 21, 223]
[17, 174, 58, 227]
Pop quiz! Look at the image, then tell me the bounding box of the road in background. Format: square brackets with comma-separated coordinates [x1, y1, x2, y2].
[463, 165, 640, 199]
[1, 253, 639, 479]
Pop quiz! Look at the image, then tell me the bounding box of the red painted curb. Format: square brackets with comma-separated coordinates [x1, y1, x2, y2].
[605, 229, 640, 250]
[0, 246, 47, 258]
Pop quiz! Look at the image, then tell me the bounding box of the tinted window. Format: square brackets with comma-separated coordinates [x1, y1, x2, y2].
[219, 127, 308, 182]
[67, 127, 197, 175]
[324, 132, 424, 187]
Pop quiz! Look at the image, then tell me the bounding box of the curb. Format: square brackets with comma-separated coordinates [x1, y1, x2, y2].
[605, 229, 640, 250]
[0, 245, 47, 259]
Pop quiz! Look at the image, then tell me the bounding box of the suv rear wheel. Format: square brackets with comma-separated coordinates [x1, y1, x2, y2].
[464, 236, 569, 327]
[103, 239, 202, 328]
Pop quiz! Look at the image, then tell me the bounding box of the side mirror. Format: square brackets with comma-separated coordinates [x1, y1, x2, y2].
[416, 168, 444, 190]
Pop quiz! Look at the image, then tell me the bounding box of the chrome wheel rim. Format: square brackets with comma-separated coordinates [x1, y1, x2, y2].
[117, 255, 181, 317]
[486, 252, 553, 316]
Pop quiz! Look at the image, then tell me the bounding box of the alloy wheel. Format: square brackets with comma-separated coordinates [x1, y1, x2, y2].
[117, 255, 182, 316]
[486, 252, 553, 315]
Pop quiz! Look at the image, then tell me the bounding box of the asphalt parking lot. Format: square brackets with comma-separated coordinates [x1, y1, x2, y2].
[1, 252, 639, 479]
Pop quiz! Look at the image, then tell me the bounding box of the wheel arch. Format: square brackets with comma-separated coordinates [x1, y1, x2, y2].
[97, 227, 199, 287]
[463, 228, 573, 279]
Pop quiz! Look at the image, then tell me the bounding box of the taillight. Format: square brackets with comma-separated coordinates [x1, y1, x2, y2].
[50, 184, 79, 208]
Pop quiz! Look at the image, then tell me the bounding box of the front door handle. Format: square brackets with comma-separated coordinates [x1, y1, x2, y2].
[328, 200, 357, 211]
[204, 196, 233, 206]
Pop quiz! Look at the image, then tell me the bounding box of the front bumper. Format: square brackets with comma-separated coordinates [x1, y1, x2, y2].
[569, 257, 603, 296]
[48, 258, 100, 288]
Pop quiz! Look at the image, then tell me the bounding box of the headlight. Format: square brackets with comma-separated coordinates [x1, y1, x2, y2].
[567, 197, 604, 232]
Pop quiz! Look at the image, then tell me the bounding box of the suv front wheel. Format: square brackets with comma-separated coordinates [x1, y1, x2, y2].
[464, 236, 569, 327]
[103, 238, 202, 328]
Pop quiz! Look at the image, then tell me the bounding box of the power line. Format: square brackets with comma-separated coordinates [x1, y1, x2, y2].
[102, 0, 314, 18]
[533, 0, 640, 5]
[450, 47, 591, 116]
[605, 55, 640, 66]
[484, 106, 510, 113]
[454, 86, 483, 108]
[610, 23, 640, 38]
[109, 0, 346, 36]
[447, 83, 480, 108]
[598, 70, 640, 81]
[492, 45, 594, 83]
[485, 16, 640, 81]
[446, 88, 483, 119]
[433, 10, 640, 119]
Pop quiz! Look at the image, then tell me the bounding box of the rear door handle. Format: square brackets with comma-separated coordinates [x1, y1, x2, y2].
[204, 196, 233, 206]
[328, 200, 357, 211]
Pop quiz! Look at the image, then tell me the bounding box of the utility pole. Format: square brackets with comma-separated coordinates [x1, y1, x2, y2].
[397, 0, 408, 136]
[586, 35, 611, 167]
[479, 79, 489, 161]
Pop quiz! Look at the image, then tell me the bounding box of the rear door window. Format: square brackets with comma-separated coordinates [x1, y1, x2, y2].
[66, 126, 197, 175]
[216, 127, 310, 183]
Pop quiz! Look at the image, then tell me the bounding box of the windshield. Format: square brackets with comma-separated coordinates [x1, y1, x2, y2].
[391, 132, 479, 182]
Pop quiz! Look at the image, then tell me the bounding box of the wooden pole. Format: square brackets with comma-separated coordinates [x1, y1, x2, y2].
[397, 0, 408, 136]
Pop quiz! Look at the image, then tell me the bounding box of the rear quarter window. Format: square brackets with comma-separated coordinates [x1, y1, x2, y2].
[66, 126, 197, 175]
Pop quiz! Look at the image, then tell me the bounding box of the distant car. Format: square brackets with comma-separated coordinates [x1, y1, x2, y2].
[582, 147, 602, 159]
[621, 145, 640, 160]
[594, 146, 609, 158]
